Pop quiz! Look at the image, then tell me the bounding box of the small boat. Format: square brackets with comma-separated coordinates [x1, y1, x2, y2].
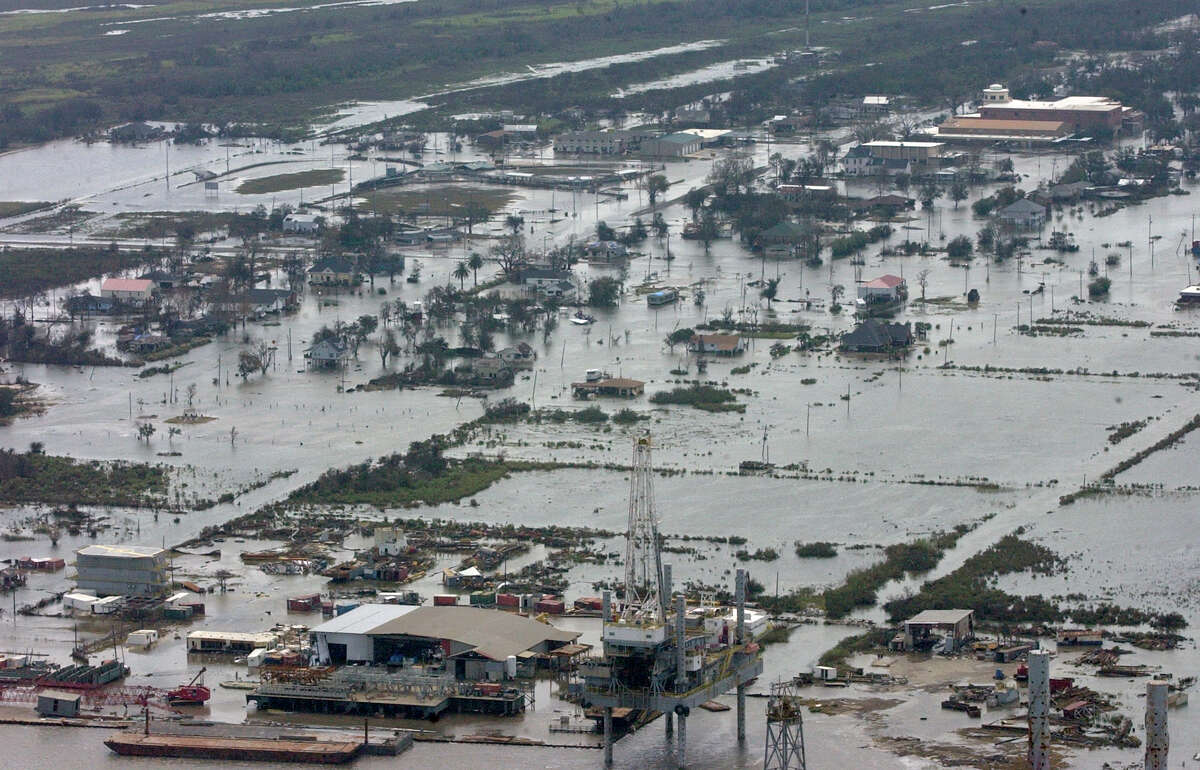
[584, 368, 611, 383]
[571, 311, 595, 325]
[1178, 285, 1200, 304]
[647, 287, 678, 306]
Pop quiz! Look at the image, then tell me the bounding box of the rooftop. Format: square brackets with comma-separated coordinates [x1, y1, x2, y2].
[310, 603, 418, 635]
[863, 141, 944, 148]
[905, 609, 974, 625]
[76, 544, 165, 559]
[364, 605, 580, 660]
[100, 278, 154, 292]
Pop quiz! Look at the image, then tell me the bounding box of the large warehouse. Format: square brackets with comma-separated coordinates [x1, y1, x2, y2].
[310, 604, 580, 680]
[74, 544, 169, 597]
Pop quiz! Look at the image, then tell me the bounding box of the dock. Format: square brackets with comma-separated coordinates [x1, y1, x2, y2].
[248, 679, 531, 719]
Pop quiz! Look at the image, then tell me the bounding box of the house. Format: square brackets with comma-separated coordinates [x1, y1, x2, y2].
[861, 95, 892, 115]
[308, 256, 357, 285]
[777, 184, 836, 203]
[756, 221, 813, 253]
[497, 343, 537, 368]
[100, 278, 155, 305]
[857, 274, 908, 303]
[585, 241, 629, 259]
[688, 333, 744, 356]
[521, 267, 574, 294]
[571, 377, 645, 398]
[840, 319, 914, 353]
[465, 357, 514, 385]
[851, 194, 915, 216]
[282, 213, 321, 234]
[903, 609, 975, 653]
[861, 141, 944, 170]
[996, 198, 1047, 229]
[305, 338, 349, 369]
[1045, 181, 1090, 202]
[640, 132, 701, 158]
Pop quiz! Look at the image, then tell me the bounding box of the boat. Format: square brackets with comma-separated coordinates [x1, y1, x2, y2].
[584, 368, 611, 383]
[570, 311, 595, 325]
[647, 287, 678, 306]
[167, 667, 211, 706]
[1178, 285, 1200, 304]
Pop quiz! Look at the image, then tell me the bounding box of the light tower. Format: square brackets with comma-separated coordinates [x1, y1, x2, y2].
[622, 433, 665, 623]
[764, 680, 807, 770]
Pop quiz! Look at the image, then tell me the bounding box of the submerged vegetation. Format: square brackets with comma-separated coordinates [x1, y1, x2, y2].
[0, 449, 166, 507]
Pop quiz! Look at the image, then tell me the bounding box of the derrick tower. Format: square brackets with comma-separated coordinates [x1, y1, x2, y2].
[622, 433, 665, 623]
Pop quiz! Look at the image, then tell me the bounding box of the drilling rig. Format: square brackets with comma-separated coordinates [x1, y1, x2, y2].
[581, 433, 763, 767]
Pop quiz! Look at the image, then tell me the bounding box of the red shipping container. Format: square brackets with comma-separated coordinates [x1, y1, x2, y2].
[434, 594, 458, 606]
[496, 593, 520, 607]
[477, 683, 502, 696]
[535, 600, 565, 614]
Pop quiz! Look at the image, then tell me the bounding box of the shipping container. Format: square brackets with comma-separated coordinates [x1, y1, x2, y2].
[535, 599, 565, 614]
[496, 593, 519, 608]
[433, 594, 458, 606]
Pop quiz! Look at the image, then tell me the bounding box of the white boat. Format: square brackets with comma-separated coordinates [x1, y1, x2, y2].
[1178, 285, 1200, 304]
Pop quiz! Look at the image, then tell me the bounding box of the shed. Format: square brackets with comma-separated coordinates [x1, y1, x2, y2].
[904, 609, 975, 652]
[36, 690, 81, 718]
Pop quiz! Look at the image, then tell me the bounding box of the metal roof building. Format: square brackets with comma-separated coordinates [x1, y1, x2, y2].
[74, 545, 168, 598]
[310, 604, 579, 679]
[903, 609, 975, 652]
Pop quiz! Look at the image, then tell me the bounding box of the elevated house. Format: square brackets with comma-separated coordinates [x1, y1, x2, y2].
[851, 194, 915, 217]
[688, 333, 744, 356]
[571, 377, 645, 398]
[857, 274, 907, 304]
[755, 221, 813, 257]
[214, 288, 298, 318]
[840, 319, 914, 353]
[997, 198, 1047, 229]
[282, 213, 321, 234]
[521, 267, 575, 298]
[308, 256, 357, 285]
[305, 338, 349, 369]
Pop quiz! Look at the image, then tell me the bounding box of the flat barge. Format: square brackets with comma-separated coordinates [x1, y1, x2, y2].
[104, 733, 363, 763]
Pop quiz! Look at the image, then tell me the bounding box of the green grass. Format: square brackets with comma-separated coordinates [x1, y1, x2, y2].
[0, 201, 51, 218]
[358, 185, 515, 218]
[0, 246, 163, 300]
[0, 453, 167, 507]
[650, 384, 743, 412]
[236, 168, 344, 195]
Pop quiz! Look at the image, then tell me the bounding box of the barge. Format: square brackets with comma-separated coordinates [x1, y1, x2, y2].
[104, 733, 363, 763]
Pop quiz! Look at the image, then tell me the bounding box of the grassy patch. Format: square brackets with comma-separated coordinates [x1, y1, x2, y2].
[237, 168, 344, 195]
[0, 246, 163, 300]
[0, 451, 167, 507]
[0, 201, 51, 218]
[358, 184, 515, 218]
[823, 527, 971, 619]
[818, 628, 894, 669]
[795, 541, 837, 558]
[650, 384, 743, 412]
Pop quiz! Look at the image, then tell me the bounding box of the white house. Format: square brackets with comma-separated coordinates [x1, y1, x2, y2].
[283, 213, 321, 234]
[522, 267, 574, 296]
[100, 278, 155, 304]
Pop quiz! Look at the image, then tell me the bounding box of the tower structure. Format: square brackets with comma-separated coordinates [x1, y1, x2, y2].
[587, 434, 763, 768]
[621, 434, 665, 623]
[764, 680, 807, 770]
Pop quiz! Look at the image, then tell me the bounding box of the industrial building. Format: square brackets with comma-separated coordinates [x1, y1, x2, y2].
[640, 132, 701, 157]
[553, 130, 634, 154]
[902, 609, 975, 652]
[74, 545, 169, 597]
[937, 84, 1143, 140]
[309, 604, 579, 680]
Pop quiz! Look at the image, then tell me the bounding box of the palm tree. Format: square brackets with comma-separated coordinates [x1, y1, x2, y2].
[467, 252, 484, 286]
[453, 261, 470, 290]
[760, 277, 780, 309]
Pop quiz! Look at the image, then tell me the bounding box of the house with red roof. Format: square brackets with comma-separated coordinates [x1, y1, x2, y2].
[100, 278, 155, 305]
[856, 274, 907, 304]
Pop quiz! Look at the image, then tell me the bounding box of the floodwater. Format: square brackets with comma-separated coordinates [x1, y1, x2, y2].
[613, 57, 780, 98]
[2, 111, 1200, 766]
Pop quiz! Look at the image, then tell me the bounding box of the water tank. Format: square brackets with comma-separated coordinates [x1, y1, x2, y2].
[505, 655, 518, 678]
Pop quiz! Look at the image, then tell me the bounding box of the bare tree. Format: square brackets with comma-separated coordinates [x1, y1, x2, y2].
[379, 329, 400, 368]
[490, 233, 527, 278]
[917, 269, 931, 302]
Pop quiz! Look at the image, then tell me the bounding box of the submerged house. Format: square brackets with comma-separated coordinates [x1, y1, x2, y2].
[840, 319, 914, 353]
[306, 338, 349, 369]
